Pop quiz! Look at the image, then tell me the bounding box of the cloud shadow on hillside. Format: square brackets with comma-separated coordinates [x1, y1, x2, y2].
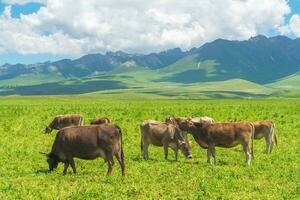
[0, 80, 127, 95]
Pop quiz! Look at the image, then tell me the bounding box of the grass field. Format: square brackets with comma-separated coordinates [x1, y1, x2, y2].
[0, 97, 299, 199]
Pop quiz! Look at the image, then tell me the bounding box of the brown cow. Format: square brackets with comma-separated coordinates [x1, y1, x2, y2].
[40, 124, 125, 176]
[90, 117, 111, 125]
[228, 120, 277, 154]
[253, 121, 277, 153]
[176, 118, 255, 165]
[140, 120, 192, 160]
[45, 114, 84, 133]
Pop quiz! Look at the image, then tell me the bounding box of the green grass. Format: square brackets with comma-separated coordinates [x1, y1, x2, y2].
[0, 97, 299, 199]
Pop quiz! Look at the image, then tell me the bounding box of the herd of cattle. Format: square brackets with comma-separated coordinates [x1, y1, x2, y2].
[40, 114, 277, 176]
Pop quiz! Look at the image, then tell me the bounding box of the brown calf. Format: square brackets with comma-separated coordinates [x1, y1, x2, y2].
[40, 124, 125, 176]
[45, 114, 84, 133]
[140, 120, 192, 160]
[253, 121, 277, 153]
[90, 117, 111, 125]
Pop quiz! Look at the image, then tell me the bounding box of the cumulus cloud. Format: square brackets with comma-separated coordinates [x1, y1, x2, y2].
[0, 0, 291, 56]
[278, 14, 300, 37]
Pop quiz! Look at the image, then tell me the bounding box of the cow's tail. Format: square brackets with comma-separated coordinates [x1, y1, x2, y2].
[250, 123, 255, 159]
[115, 125, 124, 164]
[140, 124, 144, 156]
[272, 123, 277, 145]
[79, 116, 84, 126]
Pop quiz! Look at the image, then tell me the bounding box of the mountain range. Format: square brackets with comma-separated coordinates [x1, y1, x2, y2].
[0, 35, 300, 98]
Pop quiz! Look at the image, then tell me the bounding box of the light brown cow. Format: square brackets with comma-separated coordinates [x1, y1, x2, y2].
[40, 124, 125, 176]
[90, 117, 111, 125]
[253, 121, 277, 153]
[228, 120, 277, 154]
[140, 120, 192, 160]
[45, 114, 84, 133]
[176, 118, 255, 165]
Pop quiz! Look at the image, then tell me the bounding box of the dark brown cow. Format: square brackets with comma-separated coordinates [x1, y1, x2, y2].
[176, 118, 255, 165]
[45, 114, 84, 133]
[253, 121, 277, 153]
[140, 120, 192, 160]
[90, 117, 111, 125]
[40, 124, 125, 176]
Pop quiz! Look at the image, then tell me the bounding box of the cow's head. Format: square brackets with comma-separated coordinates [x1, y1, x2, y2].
[176, 117, 193, 131]
[45, 126, 52, 134]
[165, 115, 177, 126]
[40, 152, 59, 171]
[178, 140, 192, 159]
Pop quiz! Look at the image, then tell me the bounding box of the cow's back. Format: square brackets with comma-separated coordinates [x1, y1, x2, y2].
[205, 122, 252, 147]
[141, 121, 172, 146]
[53, 125, 120, 159]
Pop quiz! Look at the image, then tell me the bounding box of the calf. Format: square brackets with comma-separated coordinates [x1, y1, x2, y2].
[45, 114, 84, 133]
[140, 120, 192, 160]
[40, 124, 125, 176]
[253, 121, 277, 153]
[177, 118, 255, 165]
[90, 117, 111, 125]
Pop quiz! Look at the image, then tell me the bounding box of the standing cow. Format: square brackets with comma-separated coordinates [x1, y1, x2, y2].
[253, 121, 277, 153]
[45, 114, 84, 133]
[40, 124, 125, 176]
[228, 120, 277, 154]
[90, 117, 111, 125]
[140, 120, 192, 160]
[175, 118, 255, 165]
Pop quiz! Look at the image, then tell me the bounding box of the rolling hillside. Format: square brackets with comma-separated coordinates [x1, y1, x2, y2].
[0, 35, 299, 97]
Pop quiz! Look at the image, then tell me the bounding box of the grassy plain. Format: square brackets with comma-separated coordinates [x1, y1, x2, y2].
[0, 97, 299, 199]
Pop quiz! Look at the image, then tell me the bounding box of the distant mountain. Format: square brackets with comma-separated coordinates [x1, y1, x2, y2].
[0, 35, 300, 96]
[0, 48, 187, 79]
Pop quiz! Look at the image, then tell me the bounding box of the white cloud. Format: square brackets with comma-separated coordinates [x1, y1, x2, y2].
[289, 14, 300, 36]
[0, 0, 291, 56]
[278, 14, 300, 37]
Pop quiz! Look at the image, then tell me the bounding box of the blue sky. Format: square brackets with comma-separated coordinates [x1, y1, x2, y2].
[0, 0, 299, 65]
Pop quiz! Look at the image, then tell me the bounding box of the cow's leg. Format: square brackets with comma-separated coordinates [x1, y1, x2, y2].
[163, 143, 169, 160]
[115, 153, 125, 176]
[210, 145, 217, 164]
[174, 149, 178, 161]
[207, 148, 211, 163]
[106, 153, 114, 176]
[69, 157, 77, 174]
[170, 145, 178, 161]
[63, 162, 69, 175]
[143, 141, 149, 160]
[242, 144, 251, 165]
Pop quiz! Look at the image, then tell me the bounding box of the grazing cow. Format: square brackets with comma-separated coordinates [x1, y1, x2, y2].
[140, 120, 192, 160]
[176, 118, 255, 165]
[253, 121, 277, 153]
[90, 117, 111, 125]
[40, 124, 125, 176]
[45, 114, 84, 133]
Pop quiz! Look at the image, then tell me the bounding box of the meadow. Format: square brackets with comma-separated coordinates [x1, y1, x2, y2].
[0, 97, 299, 199]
